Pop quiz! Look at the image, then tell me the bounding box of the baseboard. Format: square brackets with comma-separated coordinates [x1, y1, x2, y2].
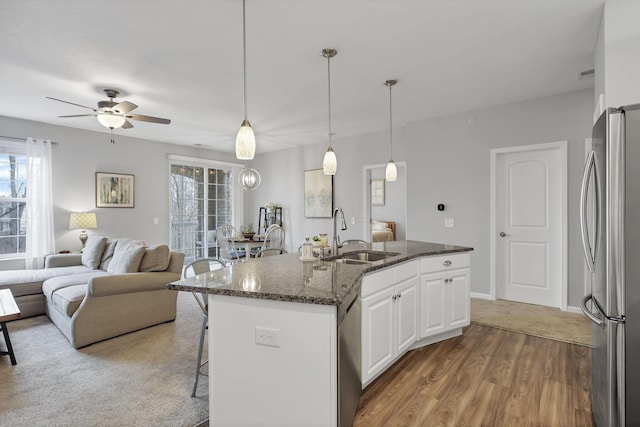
[470, 292, 493, 300]
[567, 305, 583, 315]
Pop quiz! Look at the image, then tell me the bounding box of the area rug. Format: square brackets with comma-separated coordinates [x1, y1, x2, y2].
[470, 298, 592, 347]
[0, 292, 208, 426]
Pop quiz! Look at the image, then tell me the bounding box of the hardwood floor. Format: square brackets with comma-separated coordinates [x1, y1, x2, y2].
[353, 324, 593, 427]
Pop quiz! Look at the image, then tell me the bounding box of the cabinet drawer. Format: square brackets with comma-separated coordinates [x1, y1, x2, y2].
[420, 253, 470, 273]
[362, 268, 395, 297]
[394, 260, 418, 283]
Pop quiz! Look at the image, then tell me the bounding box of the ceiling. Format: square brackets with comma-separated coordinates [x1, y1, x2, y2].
[0, 0, 604, 154]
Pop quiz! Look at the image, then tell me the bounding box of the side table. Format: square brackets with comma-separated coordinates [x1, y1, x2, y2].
[0, 288, 20, 365]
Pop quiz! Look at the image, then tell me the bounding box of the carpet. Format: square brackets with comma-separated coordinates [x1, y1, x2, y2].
[470, 298, 592, 347]
[0, 292, 208, 426]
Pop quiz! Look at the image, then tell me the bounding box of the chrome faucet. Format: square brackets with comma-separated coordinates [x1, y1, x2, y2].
[332, 208, 347, 255]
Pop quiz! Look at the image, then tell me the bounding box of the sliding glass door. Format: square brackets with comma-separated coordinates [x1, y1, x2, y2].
[169, 161, 234, 262]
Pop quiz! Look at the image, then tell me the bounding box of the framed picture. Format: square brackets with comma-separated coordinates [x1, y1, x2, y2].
[371, 179, 385, 206]
[304, 169, 333, 218]
[96, 172, 135, 208]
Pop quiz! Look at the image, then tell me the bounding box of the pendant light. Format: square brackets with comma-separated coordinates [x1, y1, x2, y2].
[235, 0, 256, 160]
[384, 79, 398, 182]
[238, 167, 261, 190]
[321, 48, 337, 175]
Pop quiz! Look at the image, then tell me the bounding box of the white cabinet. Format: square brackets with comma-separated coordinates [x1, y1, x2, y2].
[419, 254, 470, 339]
[361, 261, 418, 386]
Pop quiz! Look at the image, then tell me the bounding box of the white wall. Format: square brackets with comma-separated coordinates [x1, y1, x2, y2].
[250, 89, 593, 308]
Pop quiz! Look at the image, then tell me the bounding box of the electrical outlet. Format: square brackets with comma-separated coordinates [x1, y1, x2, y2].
[255, 327, 280, 347]
[350, 217, 356, 225]
[153, 217, 159, 225]
[445, 218, 454, 228]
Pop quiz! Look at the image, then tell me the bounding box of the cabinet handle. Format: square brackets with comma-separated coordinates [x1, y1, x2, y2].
[443, 260, 452, 267]
[397, 293, 402, 299]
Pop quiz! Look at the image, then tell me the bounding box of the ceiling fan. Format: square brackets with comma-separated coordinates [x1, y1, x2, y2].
[46, 88, 171, 130]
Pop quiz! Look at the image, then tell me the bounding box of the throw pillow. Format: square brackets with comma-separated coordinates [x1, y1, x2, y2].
[81, 235, 108, 269]
[138, 244, 171, 272]
[99, 238, 119, 271]
[107, 240, 146, 274]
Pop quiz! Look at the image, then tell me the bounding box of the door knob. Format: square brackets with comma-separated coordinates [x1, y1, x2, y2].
[499, 232, 510, 237]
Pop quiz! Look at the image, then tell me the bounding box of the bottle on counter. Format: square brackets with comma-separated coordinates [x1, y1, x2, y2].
[300, 236, 314, 261]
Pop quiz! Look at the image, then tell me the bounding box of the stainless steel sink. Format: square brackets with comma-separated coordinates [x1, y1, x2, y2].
[331, 250, 400, 263]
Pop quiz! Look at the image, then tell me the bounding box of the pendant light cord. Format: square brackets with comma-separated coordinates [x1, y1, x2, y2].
[242, 0, 248, 120]
[327, 54, 333, 148]
[388, 83, 393, 160]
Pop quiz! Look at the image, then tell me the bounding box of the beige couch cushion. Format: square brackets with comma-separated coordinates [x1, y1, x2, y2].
[82, 235, 108, 269]
[51, 284, 87, 317]
[107, 240, 146, 274]
[99, 238, 118, 271]
[138, 244, 171, 272]
[0, 265, 92, 297]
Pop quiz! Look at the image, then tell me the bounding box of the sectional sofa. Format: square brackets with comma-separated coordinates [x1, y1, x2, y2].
[0, 235, 184, 348]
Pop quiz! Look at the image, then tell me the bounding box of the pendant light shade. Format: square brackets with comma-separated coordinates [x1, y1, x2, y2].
[323, 146, 337, 175]
[321, 48, 337, 175]
[384, 79, 398, 182]
[238, 167, 261, 190]
[235, 0, 256, 160]
[385, 160, 398, 181]
[235, 119, 255, 159]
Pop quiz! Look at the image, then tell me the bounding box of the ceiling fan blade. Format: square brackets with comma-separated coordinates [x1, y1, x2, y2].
[58, 114, 96, 118]
[122, 119, 134, 129]
[46, 97, 96, 111]
[127, 114, 171, 125]
[113, 101, 138, 114]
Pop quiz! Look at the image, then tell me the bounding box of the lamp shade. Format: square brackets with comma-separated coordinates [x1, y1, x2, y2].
[323, 147, 337, 175]
[235, 119, 256, 160]
[69, 212, 97, 230]
[96, 113, 126, 129]
[385, 160, 397, 182]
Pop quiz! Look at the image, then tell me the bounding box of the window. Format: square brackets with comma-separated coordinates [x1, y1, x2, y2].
[0, 151, 27, 257]
[169, 157, 243, 263]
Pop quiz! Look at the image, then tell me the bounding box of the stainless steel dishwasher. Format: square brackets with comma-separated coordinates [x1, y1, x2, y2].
[338, 294, 361, 427]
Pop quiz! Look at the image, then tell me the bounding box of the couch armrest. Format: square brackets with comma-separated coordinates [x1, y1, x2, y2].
[88, 271, 181, 297]
[45, 254, 83, 268]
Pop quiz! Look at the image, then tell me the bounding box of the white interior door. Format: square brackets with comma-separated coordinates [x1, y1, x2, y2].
[493, 142, 566, 308]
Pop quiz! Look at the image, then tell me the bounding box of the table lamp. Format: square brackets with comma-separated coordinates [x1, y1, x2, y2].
[69, 212, 97, 248]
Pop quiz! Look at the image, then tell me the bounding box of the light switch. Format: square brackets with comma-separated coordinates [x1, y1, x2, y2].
[153, 217, 159, 225]
[350, 217, 356, 225]
[445, 218, 454, 228]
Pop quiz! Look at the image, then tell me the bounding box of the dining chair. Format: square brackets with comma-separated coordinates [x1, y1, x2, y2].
[216, 224, 246, 265]
[250, 224, 285, 257]
[254, 248, 288, 257]
[183, 257, 225, 398]
[342, 239, 368, 245]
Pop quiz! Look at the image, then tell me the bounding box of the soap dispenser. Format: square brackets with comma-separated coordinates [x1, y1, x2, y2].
[301, 236, 314, 261]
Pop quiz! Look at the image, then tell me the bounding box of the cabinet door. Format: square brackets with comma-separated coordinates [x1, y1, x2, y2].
[448, 268, 470, 329]
[395, 276, 418, 354]
[419, 272, 446, 338]
[361, 287, 395, 384]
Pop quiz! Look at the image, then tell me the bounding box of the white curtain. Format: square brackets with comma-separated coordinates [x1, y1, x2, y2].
[25, 138, 54, 269]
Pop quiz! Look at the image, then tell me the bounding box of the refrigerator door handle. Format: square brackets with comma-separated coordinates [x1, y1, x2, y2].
[580, 150, 597, 273]
[580, 294, 604, 327]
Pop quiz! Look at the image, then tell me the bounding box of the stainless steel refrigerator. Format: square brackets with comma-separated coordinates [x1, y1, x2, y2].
[580, 104, 640, 427]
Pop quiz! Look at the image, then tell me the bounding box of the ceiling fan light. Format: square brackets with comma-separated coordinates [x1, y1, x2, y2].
[238, 167, 261, 190]
[235, 119, 256, 160]
[323, 146, 337, 175]
[97, 113, 126, 129]
[386, 160, 397, 182]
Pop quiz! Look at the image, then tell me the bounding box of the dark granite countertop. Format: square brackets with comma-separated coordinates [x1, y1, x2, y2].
[167, 240, 472, 320]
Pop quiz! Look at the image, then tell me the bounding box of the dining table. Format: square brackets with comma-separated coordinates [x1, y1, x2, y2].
[230, 237, 265, 259]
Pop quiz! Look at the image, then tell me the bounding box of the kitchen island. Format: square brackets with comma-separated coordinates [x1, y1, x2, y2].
[168, 240, 472, 427]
